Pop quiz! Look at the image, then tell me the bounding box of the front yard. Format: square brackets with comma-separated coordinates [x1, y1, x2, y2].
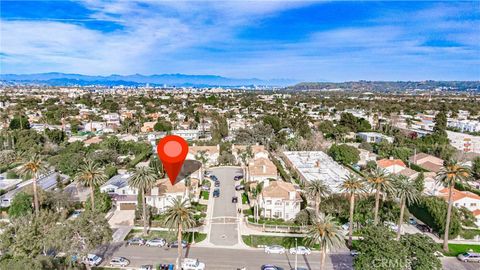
[242, 235, 320, 250]
[126, 228, 207, 243]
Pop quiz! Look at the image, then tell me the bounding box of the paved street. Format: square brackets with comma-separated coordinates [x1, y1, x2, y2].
[208, 167, 243, 246]
[441, 257, 480, 270]
[101, 245, 353, 269]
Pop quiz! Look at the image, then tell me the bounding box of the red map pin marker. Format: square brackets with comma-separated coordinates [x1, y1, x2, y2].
[156, 135, 189, 185]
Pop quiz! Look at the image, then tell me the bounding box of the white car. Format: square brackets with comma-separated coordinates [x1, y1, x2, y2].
[139, 265, 153, 270]
[84, 254, 102, 266]
[289, 246, 311, 255]
[384, 221, 398, 231]
[181, 258, 206, 270]
[265, 245, 286, 254]
[109, 257, 129, 267]
[146, 238, 166, 247]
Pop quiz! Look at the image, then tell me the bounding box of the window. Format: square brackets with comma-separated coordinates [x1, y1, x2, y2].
[266, 200, 272, 205]
[275, 201, 282, 206]
[471, 203, 476, 207]
[122, 190, 126, 195]
[274, 211, 282, 218]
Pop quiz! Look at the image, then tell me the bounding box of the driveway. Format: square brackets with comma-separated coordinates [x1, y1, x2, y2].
[209, 167, 243, 246]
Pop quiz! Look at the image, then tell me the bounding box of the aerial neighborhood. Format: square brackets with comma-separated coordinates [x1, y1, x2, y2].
[0, 84, 479, 270]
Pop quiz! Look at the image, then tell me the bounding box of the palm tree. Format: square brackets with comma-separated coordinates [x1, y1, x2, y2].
[305, 214, 345, 270]
[392, 175, 419, 240]
[17, 154, 47, 215]
[163, 198, 196, 270]
[75, 160, 107, 211]
[436, 160, 471, 252]
[246, 181, 264, 222]
[366, 168, 393, 225]
[129, 166, 158, 236]
[338, 174, 366, 247]
[305, 179, 331, 218]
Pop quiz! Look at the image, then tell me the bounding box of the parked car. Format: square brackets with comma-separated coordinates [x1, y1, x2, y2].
[416, 224, 432, 233]
[169, 240, 188, 248]
[289, 246, 311, 255]
[204, 171, 212, 177]
[211, 175, 218, 181]
[234, 175, 243, 181]
[213, 188, 220, 198]
[261, 265, 281, 270]
[350, 250, 360, 257]
[232, 196, 238, 203]
[139, 265, 154, 270]
[146, 238, 166, 247]
[408, 217, 417, 225]
[157, 264, 174, 270]
[264, 245, 286, 254]
[181, 258, 205, 270]
[235, 185, 245, 191]
[457, 252, 480, 262]
[127, 237, 146, 246]
[84, 254, 102, 266]
[214, 181, 220, 187]
[109, 257, 130, 267]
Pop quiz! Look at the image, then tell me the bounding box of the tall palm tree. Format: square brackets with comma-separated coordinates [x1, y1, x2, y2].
[246, 181, 264, 222]
[366, 168, 393, 225]
[163, 198, 196, 270]
[305, 179, 331, 218]
[75, 160, 107, 211]
[338, 174, 366, 247]
[305, 214, 345, 270]
[392, 175, 419, 240]
[129, 166, 158, 236]
[436, 160, 471, 252]
[17, 154, 48, 215]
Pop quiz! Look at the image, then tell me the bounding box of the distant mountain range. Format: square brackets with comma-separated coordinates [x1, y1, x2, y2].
[0, 72, 297, 87]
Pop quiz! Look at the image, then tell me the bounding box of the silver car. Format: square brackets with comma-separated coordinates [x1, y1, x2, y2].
[264, 245, 286, 254]
[109, 257, 129, 267]
[146, 238, 166, 247]
[457, 252, 480, 263]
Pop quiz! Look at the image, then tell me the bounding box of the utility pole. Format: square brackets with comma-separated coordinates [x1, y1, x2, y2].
[294, 238, 298, 270]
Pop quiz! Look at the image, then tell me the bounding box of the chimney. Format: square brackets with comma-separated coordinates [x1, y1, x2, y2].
[389, 156, 394, 160]
[316, 160, 321, 168]
[262, 165, 266, 173]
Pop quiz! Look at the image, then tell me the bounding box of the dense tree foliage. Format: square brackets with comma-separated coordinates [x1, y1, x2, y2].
[328, 144, 360, 165]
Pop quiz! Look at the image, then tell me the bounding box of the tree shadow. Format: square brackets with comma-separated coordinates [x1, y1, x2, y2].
[173, 160, 202, 184]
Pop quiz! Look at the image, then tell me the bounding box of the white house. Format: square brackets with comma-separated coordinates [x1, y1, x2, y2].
[357, 132, 394, 144]
[100, 174, 138, 210]
[187, 145, 220, 167]
[259, 181, 301, 221]
[438, 188, 480, 212]
[247, 157, 278, 183]
[146, 179, 188, 213]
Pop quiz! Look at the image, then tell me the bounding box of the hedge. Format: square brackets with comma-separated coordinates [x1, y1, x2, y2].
[455, 181, 480, 197]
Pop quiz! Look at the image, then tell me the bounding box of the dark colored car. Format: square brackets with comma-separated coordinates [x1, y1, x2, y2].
[232, 196, 238, 203]
[235, 185, 244, 191]
[213, 188, 220, 198]
[169, 240, 188, 248]
[416, 224, 432, 233]
[211, 175, 218, 181]
[214, 181, 220, 187]
[234, 175, 243, 181]
[261, 265, 281, 270]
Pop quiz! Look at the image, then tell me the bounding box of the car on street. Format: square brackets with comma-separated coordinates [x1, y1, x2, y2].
[214, 181, 220, 187]
[181, 258, 205, 270]
[261, 265, 281, 270]
[213, 188, 220, 198]
[234, 175, 243, 181]
[169, 240, 188, 248]
[350, 250, 360, 257]
[264, 245, 286, 254]
[457, 252, 480, 262]
[408, 217, 417, 225]
[235, 185, 245, 191]
[211, 175, 218, 181]
[84, 254, 102, 266]
[289, 246, 311, 255]
[109, 257, 130, 267]
[127, 237, 146, 246]
[232, 196, 238, 203]
[139, 265, 153, 270]
[416, 224, 432, 233]
[146, 238, 166, 247]
[204, 171, 212, 177]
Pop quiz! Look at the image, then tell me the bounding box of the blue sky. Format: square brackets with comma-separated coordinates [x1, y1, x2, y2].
[1, 1, 479, 81]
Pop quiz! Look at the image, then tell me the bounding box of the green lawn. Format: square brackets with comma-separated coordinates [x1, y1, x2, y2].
[126, 229, 207, 243]
[442, 243, 480, 257]
[200, 191, 209, 200]
[242, 235, 320, 250]
[242, 193, 249, 204]
[247, 217, 297, 226]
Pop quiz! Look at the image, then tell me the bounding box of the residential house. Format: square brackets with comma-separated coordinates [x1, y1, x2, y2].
[100, 174, 138, 210]
[258, 181, 301, 221]
[247, 157, 278, 183]
[409, 153, 444, 173]
[474, 209, 480, 227]
[377, 158, 419, 180]
[146, 179, 187, 213]
[141, 121, 157, 133]
[357, 132, 394, 144]
[437, 188, 480, 212]
[187, 145, 220, 167]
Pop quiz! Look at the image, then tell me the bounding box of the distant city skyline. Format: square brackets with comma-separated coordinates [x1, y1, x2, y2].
[1, 1, 479, 82]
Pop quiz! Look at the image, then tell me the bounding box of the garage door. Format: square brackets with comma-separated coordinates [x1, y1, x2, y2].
[119, 203, 136, 210]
